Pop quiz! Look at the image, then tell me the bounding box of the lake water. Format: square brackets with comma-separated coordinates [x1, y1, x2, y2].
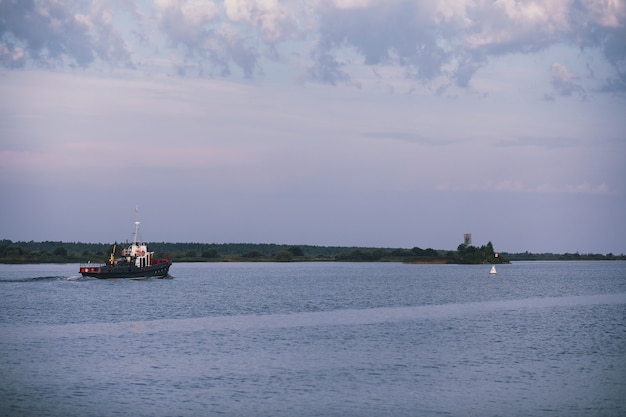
[1, 261, 625, 417]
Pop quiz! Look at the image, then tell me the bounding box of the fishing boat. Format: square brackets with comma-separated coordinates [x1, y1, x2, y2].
[79, 211, 171, 279]
[489, 265, 497, 275]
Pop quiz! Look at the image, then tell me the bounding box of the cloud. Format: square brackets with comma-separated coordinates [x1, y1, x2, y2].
[549, 62, 586, 98]
[1, 0, 625, 92]
[597, 24, 626, 92]
[314, 1, 460, 85]
[224, 0, 298, 44]
[88, 0, 137, 67]
[154, 0, 305, 77]
[0, 0, 134, 68]
[361, 131, 449, 146]
[313, 0, 626, 89]
[306, 47, 352, 85]
[0, 0, 93, 66]
[155, 1, 249, 77]
[154, 0, 220, 45]
[0, 42, 25, 67]
[437, 180, 611, 195]
[495, 135, 586, 149]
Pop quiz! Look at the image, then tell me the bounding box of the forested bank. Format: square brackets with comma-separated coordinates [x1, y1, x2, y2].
[1, 239, 621, 264]
[499, 251, 624, 261]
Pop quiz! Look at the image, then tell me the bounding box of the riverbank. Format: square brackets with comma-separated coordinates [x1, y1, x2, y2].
[1, 239, 622, 264]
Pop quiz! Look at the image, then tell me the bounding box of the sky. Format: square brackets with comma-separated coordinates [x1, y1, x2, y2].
[1, 0, 625, 254]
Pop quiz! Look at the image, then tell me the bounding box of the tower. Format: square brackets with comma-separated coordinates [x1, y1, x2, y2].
[464, 233, 472, 246]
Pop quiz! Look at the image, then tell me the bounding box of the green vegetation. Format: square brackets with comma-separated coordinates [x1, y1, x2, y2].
[453, 241, 506, 264]
[0, 240, 113, 263]
[0, 239, 622, 264]
[499, 251, 625, 261]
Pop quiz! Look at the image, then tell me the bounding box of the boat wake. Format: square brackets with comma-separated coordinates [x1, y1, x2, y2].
[3, 293, 625, 342]
[0, 274, 171, 283]
[0, 275, 94, 283]
[159, 274, 174, 280]
[66, 275, 89, 281]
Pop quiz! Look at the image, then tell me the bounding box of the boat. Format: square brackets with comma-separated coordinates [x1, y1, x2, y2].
[79, 210, 171, 279]
[489, 265, 497, 275]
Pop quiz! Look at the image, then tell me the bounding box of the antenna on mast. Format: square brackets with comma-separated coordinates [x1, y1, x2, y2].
[133, 205, 142, 245]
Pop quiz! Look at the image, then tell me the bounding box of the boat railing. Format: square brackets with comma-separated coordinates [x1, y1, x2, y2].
[80, 262, 106, 268]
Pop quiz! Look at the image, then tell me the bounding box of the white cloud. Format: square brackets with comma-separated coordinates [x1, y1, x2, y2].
[331, 0, 378, 9]
[224, 0, 296, 43]
[0, 0, 625, 90]
[583, 0, 626, 27]
[182, 0, 220, 24]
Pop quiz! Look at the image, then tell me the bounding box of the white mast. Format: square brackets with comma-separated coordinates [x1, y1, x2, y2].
[132, 205, 142, 245]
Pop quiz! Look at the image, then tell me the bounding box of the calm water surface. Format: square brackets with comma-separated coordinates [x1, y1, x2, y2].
[1, 261, 625, 416]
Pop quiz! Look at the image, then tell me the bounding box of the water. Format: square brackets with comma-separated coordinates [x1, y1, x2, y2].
[1, 261, 625, 417]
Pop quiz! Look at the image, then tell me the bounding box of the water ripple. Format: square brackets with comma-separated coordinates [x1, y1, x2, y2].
[3, 293, 625, 342]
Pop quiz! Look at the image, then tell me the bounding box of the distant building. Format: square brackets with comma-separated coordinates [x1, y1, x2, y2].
[464, 233, 472, 246]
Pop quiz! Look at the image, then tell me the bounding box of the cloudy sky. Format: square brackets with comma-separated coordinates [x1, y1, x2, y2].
[1, 0, 625, 254]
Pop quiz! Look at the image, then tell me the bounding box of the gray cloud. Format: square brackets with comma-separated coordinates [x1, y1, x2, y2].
[312, 0, 625, 91]
[314, 2, 454, 84]
[0, 0, 94, 66]
[154, 1, 270, 78]
[0, 0, 133, 68]
[306, 47, 351, 85]
[550, 63, 586, 99]
[598, 25, 626, 92]
[1, 0, 624, 92]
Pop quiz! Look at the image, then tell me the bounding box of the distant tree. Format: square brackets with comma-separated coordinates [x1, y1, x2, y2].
[391, 248, 412, 257]
[5, 247, 25, 257]
[53, 247, 68, 256]
[201, 248, 221, 258]
[185, 250, 197, 258]
[242, 250, 265, 258]
[274, 250, 294, 262]
[336, 249, 388, 261]
[411, 247, 425, 256]
[0, 240, 11, 256]
[287, 246, 304, 257]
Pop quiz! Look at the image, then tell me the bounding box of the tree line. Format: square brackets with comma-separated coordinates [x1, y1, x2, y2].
[499, 251, 624, 261]
[0, 239, 622, 264]
[0, 239, 438, 263]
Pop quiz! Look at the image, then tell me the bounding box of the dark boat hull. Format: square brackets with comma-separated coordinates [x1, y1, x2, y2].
[80, 261, 171, 279]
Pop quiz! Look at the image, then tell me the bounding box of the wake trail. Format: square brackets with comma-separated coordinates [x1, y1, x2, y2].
[2, 293, 625, 342]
